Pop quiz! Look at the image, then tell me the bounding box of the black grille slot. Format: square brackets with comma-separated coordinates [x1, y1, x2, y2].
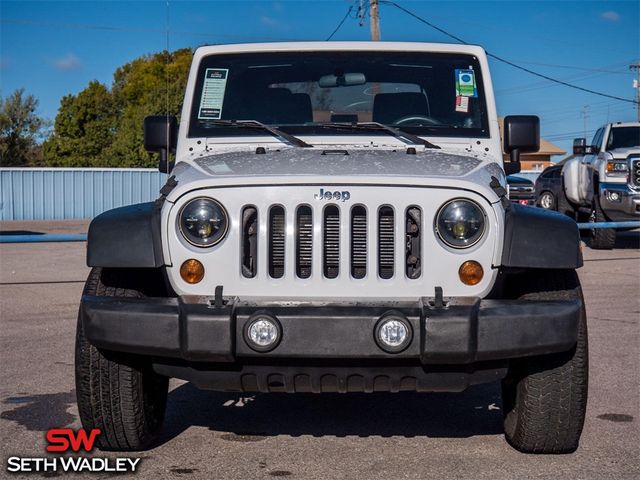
[268, 206, 285, 278]
[296, 206, 313, 278]
[632, 158, 640, 187]
[351, 206, 367, 279]
[241, 206, 258, 278]
[323, 206, 340, 278]
[378, 206, 395, 279]
[405, 207, 421, 279]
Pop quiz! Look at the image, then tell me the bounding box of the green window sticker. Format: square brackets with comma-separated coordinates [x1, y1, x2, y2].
[455, 69, 477, 98]
[198, 68, 229, 119]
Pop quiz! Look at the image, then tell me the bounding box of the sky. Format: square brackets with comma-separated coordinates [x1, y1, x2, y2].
[1, 0, 638, 158]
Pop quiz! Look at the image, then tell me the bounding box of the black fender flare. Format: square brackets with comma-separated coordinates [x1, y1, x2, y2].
[501, 203, 583, 269]
[87, 202, 164, 268]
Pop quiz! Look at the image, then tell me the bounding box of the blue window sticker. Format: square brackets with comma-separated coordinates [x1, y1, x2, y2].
[455, 69, 477, 98]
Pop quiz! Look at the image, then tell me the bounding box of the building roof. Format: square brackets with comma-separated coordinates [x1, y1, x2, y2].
[537, 138, 566, 155]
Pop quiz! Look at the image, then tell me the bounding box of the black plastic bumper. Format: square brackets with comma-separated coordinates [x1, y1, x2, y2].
[81, 295, 580, 364]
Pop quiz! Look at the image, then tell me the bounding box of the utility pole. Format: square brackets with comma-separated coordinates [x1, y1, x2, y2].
[369, 0, 380, 41]
[630, 62, 640, 121]
[581, 105, 590, 139]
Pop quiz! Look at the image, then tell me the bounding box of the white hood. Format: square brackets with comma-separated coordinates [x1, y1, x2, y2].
[167, 148, 505, 204]
[608, 146, 640, 159]
[194, 148, 484, 178]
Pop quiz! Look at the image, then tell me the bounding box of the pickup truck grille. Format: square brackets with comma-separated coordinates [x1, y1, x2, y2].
[242, 203, 421, 281]
[632, 157, 640, 188]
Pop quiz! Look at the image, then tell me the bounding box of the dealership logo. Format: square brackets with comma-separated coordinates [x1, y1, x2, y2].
[314, 188, 351, 202]
[6, 428, 141, 474]
[46, 428, 101, 452]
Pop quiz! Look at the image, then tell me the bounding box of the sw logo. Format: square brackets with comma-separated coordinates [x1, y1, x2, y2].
[6, 428, 141, 473]
[314, 188, 351, 202]
[46, 428, 101, 452]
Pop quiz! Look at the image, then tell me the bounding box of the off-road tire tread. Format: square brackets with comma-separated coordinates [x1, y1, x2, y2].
[589, 196, 616, 249]
[502, 269, 588, 454]
[75, 267, 168, 451]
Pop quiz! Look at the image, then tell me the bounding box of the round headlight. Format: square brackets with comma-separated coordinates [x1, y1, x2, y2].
[435, 199, 486, 248]
[179, 197, 228, 247]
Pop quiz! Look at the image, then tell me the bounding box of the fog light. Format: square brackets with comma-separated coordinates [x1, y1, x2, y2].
[180, 259, 204, 284]
[605, 190, 621, 202]
[459, 260, 483, 286]
[375, 315, 412, 353]
[245, 314, 282, 352]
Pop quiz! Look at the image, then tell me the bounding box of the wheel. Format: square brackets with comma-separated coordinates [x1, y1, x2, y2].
[588, 196, 616, 249]
[538, 191, 555, 210]
[501, 269, 588, 454]
[75, 267, 169, 451]
[556, 184, 576, 219]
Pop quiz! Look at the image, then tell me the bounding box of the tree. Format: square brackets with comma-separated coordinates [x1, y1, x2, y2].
[43, 81, 116, 167]
[0, 89, 46, 166]
[43, 48, 192, 167]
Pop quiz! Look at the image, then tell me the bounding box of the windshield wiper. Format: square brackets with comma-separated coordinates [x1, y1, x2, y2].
[320, 122, 440, 149]
[204, 119, 313, 148]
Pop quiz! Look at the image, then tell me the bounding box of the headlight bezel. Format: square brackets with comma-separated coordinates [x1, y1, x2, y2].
[178, 196, 229, 248]
[434, 198, 487, 249]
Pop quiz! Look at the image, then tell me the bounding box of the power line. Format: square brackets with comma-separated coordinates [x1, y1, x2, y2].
[499, 59, 631, 75]
[326, 5, 354, 41]
[0, 18, 303, 42]
[379, 1, 638, 105]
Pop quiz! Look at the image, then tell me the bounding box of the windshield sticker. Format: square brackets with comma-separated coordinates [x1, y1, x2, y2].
[455, 69, 477, 97]
[455, 95, 469, 113]
[198, 68, 229, 120]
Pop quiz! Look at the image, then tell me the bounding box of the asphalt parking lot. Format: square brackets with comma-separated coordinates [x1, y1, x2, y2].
[1, 221, 638, 480]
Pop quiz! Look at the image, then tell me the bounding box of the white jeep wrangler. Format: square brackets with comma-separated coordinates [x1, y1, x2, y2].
[76, 42, 587, 454]
[563, 122, 640, 249]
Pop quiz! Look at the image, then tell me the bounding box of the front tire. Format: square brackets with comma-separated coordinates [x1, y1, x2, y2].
[588, 196, 616, 249]
[501, 269, 588, 454]
[75, 268, 169, 451]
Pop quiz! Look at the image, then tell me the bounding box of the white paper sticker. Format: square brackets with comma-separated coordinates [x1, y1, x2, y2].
[455, 95, 469, 113]
[198, 68, 229, 120]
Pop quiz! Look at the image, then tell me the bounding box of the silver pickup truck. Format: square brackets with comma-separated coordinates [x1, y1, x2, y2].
[563, 122, 640, 248]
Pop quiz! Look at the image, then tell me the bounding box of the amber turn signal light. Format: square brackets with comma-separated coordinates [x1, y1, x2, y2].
[459, 260, 483, 286]
[180, 259, 205, 284]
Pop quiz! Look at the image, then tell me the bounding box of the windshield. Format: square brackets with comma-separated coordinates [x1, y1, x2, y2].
[188, 51, 489, 139]
[606, 126, 640, 150]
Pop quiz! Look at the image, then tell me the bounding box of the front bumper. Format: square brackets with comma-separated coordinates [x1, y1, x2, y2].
[80, 295, 581, 392]
[599, 182, 640, 221]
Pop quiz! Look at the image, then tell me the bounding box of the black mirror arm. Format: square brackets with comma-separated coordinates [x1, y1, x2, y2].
[504, 148, 521, 175]
[157, 147, 174, 174]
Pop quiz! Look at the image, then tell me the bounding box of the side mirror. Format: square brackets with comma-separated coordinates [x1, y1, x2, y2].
[573, 138, 587, 155]
[503, 115, 540, 175]
[144, 115, 178, 173]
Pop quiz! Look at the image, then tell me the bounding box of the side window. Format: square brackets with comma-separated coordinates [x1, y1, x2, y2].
[591, 128, 604, 151]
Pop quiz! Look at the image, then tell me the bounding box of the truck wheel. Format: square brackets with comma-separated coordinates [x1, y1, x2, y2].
[556, 188, 575, 218]
[588, 196, 616, 249]
[501, 269, 588, 454]
[75, 267, 169, 451]
[538, 191, 555, 210]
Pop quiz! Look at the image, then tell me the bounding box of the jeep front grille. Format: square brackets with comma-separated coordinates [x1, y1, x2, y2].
[268, 206, 285, 278]
[378, 207, 395, 279]
[244, 203, 423, 280]
[351, 206, 368, 279]
[323, 206, 340, 279]
[295, 206, 313, 279]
